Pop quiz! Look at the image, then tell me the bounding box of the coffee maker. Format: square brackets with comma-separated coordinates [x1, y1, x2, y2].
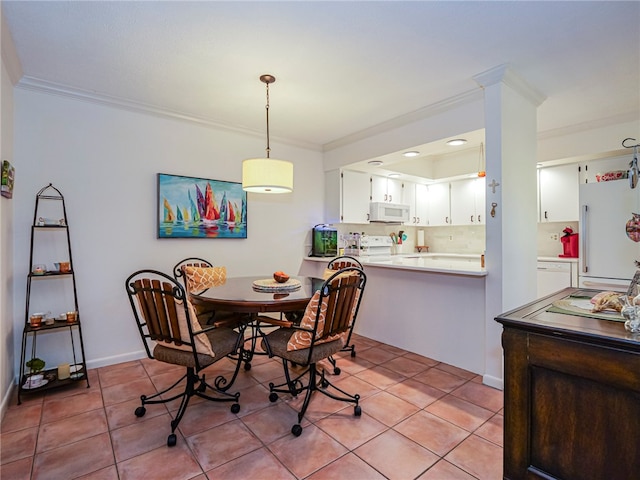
[311, 224, 337, 257]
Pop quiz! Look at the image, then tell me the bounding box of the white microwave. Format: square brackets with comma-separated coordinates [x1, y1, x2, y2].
[369, 202, 410, 223]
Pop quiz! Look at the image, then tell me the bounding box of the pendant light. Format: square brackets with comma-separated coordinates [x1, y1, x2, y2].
[242, 74, 293, 193]
[477, 142, 486, 178]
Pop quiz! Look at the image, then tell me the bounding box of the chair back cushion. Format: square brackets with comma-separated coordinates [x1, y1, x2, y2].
[172, 298, 216, 357]
[287, 270, 361, 351]
[183, 266, 227, 293]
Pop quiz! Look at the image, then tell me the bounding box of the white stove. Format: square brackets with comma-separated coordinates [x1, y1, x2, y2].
[359, 235, 393, 256]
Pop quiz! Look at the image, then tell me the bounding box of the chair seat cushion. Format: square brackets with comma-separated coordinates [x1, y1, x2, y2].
[262, 328, 344, 365]
[154, 326, 240, 369]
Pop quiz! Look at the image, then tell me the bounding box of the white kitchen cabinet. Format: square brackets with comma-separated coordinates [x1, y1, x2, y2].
[403, 182, 429, 226]
[539, 164, 579, 222]
[579, 154, 630, 184]
[536, 261, 572, 298]
[325, 169, 370, 224]
[427, 182, 451, 226]
[371, 175, 402, 203]
[450, 177, 485, 225]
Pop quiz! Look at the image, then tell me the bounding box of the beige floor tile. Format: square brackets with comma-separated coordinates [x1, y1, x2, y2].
[395, 410, 469, 456]
[206, 447, 296, 480]
[98, 362, 148, 388]
[434, 363, 477, 380]
[307, 452, 387, 480]
[0, 456, 33, 480]
[186, 419, 262, 471]
[240, 401, 300, 444]
[475, 413, 504, 447]
[0, 427, 38, 464]
[354, 429, 439, 480]
[315, 412, 387, 450]
[116, 441, 201, 480]
[36, 410, 108, 453]
[386, 377, 446, 408]
[356, 365, 406, 390]
[75, 465, 120, 480]
[357, 347, 399, 365]
[174, 397, 239, 437]
[268, 424, 348, 479]
[425, 395, 494, 432]
[104, 397, 168, 431]
[32, 432, 114, 480]
[418, 459, 477, 479]
[41, 389, 104, 424]
[101, 377, 157, 407]
[110, 413, 173, 462]
[445, 434, 504, 480]
[402, 351, 440, 367]
[1, 403, 42, 433]
[359, 391, 419, 427]
[413, 368, 469, 392]
[383, 356, 431, 377]
[451, 380, 504, 412]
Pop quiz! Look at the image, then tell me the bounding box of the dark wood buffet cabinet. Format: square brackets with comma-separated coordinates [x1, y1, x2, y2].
[495, 288, 640, 480]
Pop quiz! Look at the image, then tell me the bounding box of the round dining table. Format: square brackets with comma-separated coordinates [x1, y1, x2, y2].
[189, 275, 325, 314]
[189, 275, 325, 370]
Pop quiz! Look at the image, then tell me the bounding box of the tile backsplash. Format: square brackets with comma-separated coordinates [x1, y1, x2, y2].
[333, 221, 577, 257]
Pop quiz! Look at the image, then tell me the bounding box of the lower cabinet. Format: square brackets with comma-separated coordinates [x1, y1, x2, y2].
[497, 290, 640, 479]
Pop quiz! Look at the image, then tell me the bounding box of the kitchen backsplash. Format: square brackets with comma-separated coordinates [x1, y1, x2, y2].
[333, 221, 577, 257]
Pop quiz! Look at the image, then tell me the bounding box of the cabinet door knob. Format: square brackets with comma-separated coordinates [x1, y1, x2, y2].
[544, 211, 548, 219]
[471, 215, 474, 223]
[478, 215, 481, 223]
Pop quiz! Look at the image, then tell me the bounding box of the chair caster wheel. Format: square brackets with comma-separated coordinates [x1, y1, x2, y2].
[291, 424, 303, 437]
[334, 367, 341, 375]
[351, 351, 356, 358]
[197, 383, 206, 393]
[135, 406, 146, 417]
[230, 403, 240, 414]
[354, 405, 362, 416]
[321, 379, 329, 389]
[269, 392, 278, 402]
[244, 362, 251, 371]
[167, 433, 177, 447]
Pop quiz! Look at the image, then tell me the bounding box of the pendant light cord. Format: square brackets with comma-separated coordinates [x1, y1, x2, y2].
[265, 81, 271, 158]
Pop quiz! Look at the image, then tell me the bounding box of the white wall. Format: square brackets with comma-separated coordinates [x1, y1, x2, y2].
[11, 89, 324, 374]
[1, 29, 16, 414]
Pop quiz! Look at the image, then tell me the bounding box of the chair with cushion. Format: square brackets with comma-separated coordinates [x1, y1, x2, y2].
[173, 257, 239, 327]
[262, 267, 367, 437]
[125, 269, 243, 446]
[323, 255, 364, 373]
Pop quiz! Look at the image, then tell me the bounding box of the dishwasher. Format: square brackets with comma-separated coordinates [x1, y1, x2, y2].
[537, 261, 572, 298]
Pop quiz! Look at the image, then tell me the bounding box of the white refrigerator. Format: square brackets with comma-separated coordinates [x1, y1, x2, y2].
[579, 180, 640, 290]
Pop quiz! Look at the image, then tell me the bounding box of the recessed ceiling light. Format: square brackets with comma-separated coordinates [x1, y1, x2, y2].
[368, 160, 384, 166]
[446, 139, 467, 146]
[388, 173, 401, 178]
[402, 151, 420, 157]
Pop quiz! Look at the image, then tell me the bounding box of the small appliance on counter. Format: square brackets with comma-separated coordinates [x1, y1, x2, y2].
[559, 226, 579, 258]
[310, 224, 337, 257]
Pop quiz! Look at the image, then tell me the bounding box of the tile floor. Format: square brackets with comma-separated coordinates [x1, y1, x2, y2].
[1, 334, 503, 479]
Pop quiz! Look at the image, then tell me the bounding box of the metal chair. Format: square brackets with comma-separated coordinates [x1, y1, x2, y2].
[125, 269, 243, 446]
[262, 267, 366, 437]
[324, 255, 364, 373]
[173, 257, 240, 327]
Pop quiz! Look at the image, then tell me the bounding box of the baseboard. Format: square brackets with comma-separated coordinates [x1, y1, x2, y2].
[1, 381, 16, 420]
[482, 374, 504, 390]
[85, 349, 148, 370]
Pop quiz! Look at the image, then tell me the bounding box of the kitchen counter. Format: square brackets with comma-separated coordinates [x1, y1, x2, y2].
[303, 253, 487, 276]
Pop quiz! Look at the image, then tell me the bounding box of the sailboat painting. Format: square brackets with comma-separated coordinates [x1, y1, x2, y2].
[157, 173, 247, 239]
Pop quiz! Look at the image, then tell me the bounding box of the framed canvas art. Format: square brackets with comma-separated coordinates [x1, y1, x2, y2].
[1, 160, 15, 199]
[157, 173, 247, 239]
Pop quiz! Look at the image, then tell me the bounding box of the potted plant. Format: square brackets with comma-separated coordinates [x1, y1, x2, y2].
[25, 358, 46, 387]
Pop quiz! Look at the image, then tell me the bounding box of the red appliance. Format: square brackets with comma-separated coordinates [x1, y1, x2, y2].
[559, 227, 579, 258]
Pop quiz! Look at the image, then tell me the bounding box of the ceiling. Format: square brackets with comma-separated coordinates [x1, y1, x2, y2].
[2, 1, 639, 173]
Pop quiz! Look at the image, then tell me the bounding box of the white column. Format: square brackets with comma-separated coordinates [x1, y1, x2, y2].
[473, 64, 546, 388]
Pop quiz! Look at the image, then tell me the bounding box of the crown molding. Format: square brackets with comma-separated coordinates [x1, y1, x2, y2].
[473, 63, 546, 107]
[323, 88, 484, 152]
[15, 76, 322, 152]
[1, 14, 23, 85]
[537, 111, 640, 140]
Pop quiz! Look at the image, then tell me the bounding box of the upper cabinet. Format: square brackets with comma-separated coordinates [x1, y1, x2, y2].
[403, 182, 429, 226]
[427, 182, 451, 226]
[325, 169, 370, 224]
[538, 164, 579, 222]
[371, 175, 403, 203]
[579, 155, 631, 184]
[450, 177, 486, 225]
